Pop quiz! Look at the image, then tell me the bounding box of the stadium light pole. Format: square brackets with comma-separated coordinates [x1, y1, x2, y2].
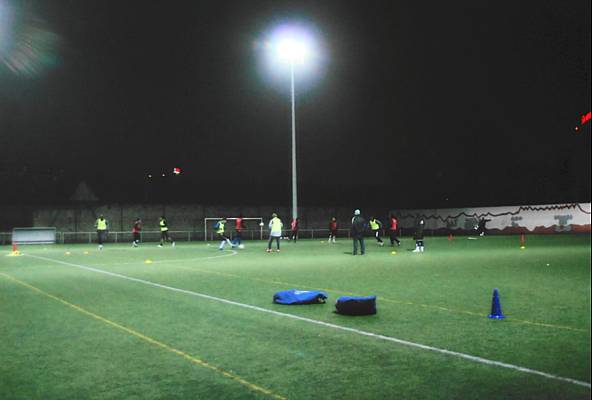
[289, 59, 298, 221]
[275, 38, 308, 221]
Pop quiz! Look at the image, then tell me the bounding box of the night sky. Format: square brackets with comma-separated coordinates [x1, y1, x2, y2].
[0, 0, 590, 208]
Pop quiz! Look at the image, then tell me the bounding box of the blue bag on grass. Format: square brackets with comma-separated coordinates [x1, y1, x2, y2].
[335, 296, 377, 315]
[273, 289, 328, 305]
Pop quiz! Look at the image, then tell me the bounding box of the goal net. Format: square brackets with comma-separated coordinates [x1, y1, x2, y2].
[204, 217, 264, 241]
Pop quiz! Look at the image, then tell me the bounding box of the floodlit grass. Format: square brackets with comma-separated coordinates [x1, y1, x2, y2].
[0, 234, 590, 399]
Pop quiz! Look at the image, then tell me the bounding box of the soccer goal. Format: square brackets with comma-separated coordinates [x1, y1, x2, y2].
[12, 227, 57, 245]
[204, 217, 264, 241]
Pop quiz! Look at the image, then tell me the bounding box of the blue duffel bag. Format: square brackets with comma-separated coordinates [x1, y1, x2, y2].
[273, 289, 328, 305]
[335, 296, 377, 315]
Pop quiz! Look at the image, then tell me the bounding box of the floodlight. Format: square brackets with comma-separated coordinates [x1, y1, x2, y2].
[276, 39, 308, 63]
[261, 23, 323, 220]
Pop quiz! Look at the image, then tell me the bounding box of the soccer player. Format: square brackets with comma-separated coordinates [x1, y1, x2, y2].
[413, 217, 425, 253]
[290, 217, 298, 242]
[215, 217, 235, 250]
[95, 215, 108, 250]
[351, 209, 366, 255]
[388, 214, 401, 247]
[328, 217, 337, 243]
[369, 216, 384, 246]
[476, 217, 491, 236]
[267, 213, 283, 252]
[158, 216, 175, 247]
[233, 214, 245, 246]
[132, 218, 142, 247]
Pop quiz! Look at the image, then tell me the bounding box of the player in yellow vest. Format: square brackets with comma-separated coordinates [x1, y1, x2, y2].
[158, 216, 175, 247]
[369, 217, 384, 246]
[216, 218, 236, 250]
[95, 215, 108, 250]
[266, 213, 283, 253]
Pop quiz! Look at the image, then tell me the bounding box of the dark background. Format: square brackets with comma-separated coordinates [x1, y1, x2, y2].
[0, 0, 590, 208]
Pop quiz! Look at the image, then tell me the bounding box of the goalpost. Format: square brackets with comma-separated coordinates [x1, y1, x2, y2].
[204, 217, 264, 241]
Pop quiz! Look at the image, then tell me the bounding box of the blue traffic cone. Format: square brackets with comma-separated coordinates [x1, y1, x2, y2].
[488, 288, 506, 319]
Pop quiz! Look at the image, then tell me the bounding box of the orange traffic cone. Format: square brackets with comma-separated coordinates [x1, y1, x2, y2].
[8, 243, 21, 256]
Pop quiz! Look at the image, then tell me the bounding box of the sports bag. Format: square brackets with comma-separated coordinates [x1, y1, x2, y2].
[335, 296, 377, 315]
[273, 289, 328, 305]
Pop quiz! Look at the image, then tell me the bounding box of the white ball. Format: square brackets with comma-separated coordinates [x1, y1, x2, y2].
[259, 222, 264, 227]
[238, 244, 245, 249]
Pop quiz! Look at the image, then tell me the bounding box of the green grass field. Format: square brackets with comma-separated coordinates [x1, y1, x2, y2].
[1, 234, 590, 399]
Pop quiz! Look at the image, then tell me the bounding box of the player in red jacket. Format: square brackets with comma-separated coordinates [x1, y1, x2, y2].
[132, 218, 142, 247]
[328, 217, 337, 243]
[290, 218, 299, 242]
[389, 214, 401, 247]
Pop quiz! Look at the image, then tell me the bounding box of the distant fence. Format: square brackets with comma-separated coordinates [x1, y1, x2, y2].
[1, 228, 362, 245]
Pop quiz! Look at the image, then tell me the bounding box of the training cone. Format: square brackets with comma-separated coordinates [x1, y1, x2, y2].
[519, 233, 525, 249]
[7, 243, 21, 256]
[488, 288, 506, 319]
[144, 259, 153, 264]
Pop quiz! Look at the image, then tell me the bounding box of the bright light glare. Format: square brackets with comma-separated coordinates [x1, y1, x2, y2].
[276, 39, 308, 63]
[265, 24, 317, 68]
[259, 22, 325, 89]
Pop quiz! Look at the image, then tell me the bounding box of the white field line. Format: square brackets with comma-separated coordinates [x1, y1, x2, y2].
[25, 253, 592, 389]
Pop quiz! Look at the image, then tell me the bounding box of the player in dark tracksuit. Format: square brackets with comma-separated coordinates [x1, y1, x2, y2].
[351, 209, 366, 255]
[413, 217, 425, 253]
[476, 218, 491, 236]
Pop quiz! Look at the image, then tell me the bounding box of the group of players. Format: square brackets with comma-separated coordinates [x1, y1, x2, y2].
[93, 211, 431, 254]
[215, 211, 426, 255]
[93, 215, 174, 250]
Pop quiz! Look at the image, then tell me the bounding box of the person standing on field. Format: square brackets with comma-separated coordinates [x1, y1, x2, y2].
[267, 213, 283, 252]
[351, 209, 366, 255]
[216, 217, 235, 250]
[95, 215, 108, 250]
[389, 214, 401, 247]
[476, 217, 491, 236]
[158, 216, 175, 247]
[233, 215, 245, 246]
[369, 216, 384, 246]
[132, 218, 142, 247]
[413, 217, 425, 253]
[290, 217, 298, 242]
[328, 217, 337, 243]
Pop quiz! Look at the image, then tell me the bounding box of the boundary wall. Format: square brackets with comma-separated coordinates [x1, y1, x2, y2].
[391, 203, 591, 235]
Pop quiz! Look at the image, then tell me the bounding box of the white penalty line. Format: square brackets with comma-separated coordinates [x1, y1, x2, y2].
[25, 253, 591, 389]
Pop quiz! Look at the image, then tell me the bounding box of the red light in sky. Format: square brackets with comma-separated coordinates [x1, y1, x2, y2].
[173, 167, 181, 175]
[582, 111, 591, 125]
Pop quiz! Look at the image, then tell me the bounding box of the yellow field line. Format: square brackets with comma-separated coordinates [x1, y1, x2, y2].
[165, 265, 588, 333]
[0, 272, 286, 400]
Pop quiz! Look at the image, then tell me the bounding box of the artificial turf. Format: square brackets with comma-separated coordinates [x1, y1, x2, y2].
[0, 234, 590, 399]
